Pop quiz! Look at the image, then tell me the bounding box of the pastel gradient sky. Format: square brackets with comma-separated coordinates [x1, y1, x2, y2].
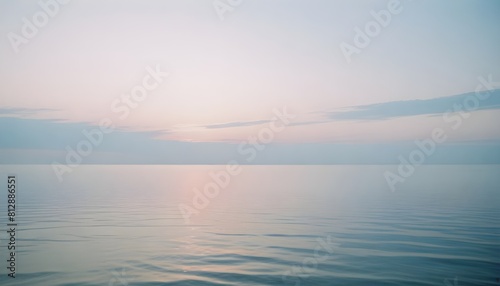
[1, 0, 500, 164]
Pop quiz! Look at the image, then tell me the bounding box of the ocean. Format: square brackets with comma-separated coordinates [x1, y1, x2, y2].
[0, 165, 498, 285]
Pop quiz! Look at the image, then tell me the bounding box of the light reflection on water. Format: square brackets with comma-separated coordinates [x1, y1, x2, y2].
[0, 165, 499, 285]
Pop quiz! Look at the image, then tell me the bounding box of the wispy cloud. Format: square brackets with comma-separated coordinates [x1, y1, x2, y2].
[326, 89, 500, 121]
[0, 107, 58, 117]
[202, 119, 270, 129]
[289, 120, 330, 127]
[188, 89, 500, 131]
[1, 117, 500, 164]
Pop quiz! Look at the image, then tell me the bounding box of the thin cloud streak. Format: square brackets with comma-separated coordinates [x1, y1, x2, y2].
[0, 107, 59, 116]
[325, 89, 500, 121]
[202, 119, 270, 129]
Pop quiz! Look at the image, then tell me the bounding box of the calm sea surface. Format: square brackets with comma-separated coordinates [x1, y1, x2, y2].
[0, 165, 498, 285]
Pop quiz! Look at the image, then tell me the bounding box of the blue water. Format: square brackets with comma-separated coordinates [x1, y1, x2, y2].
[0, 165, 499, 285]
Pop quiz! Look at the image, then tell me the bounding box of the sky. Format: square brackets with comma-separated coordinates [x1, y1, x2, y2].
[0, 0, 500, 164]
